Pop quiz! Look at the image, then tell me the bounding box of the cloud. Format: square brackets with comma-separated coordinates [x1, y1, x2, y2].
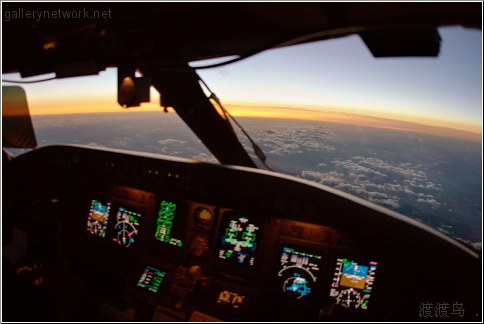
[268, 144, 304, 156]
[332, 159, 387, 178]
[300, 155, 442, 210]
[417, 198, 441, 208]
[157, 139, 191, 154]
[158, 139, 188, 145]
[192, 153, 218, 163]
[85, 142, 105, 148]
[301, 170, 345, 187]
[240, 124, 336, 156]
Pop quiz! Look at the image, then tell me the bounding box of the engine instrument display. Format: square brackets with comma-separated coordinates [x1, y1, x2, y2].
[86, 199, 111, 237]
[329, 258, 378, 310]
[218, 212, 260, 267]
[113, 206, 142, 248]
[277, 246, 323, 300]
[155, 200, 187, 247]
[136, 265, 167, 293]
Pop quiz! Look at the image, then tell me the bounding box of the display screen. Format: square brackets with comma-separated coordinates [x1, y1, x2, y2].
[217, 289, 246, 309]
[86, 199, 111, 238]
[202, 282, 255, 321]
[112, 206, 142, 248]
[329, 258, 378, 310]
[155, 200, 187, 248]
[218, 212, 261, 267]
[277, 246, 323, 300]
[136, 265, 167, 293]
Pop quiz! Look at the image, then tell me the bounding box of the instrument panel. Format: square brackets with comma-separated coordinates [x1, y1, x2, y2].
[79, 185, 382, 321]
[8, 145, 480, 322]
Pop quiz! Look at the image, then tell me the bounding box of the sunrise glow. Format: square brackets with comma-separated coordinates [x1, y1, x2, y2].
[2, 26, 481, 143]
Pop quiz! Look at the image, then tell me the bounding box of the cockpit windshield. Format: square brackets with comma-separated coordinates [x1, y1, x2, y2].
[2, 26, 482, 250]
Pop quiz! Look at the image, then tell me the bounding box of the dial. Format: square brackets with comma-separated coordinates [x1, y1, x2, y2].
[112, 206, 141, 248]
[277, 246, 323, 301]
[194, 207, 213, 228]
[189, 233, 211, 257]
[115, 221, 137, 247]
[90, 221, 104, 236]
[282, 272, 312, 299]
[278, 266, 318, 300]
[336, 288, 362, 309]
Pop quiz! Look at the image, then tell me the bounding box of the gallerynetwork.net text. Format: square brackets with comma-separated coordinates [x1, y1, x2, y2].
[4, 8, 111, 22]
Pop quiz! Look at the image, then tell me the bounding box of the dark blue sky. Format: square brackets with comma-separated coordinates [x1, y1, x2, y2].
[196, 26, 482, 129]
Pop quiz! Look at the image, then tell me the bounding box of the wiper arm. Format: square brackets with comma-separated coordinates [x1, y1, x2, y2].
[141, 64, 256, 168]
[198, 76, 275, 172]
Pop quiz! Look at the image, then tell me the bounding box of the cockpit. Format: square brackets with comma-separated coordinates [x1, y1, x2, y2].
[4, 144, 480, 321]
[2, 2, 482, 322]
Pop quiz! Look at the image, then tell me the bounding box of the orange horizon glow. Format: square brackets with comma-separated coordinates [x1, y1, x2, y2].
[226, 103, 481, 137]
[26, 99, 481, 142]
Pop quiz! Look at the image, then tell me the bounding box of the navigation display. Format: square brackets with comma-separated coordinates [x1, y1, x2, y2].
[113, 206, 142, 248]
[329, 258, 378, 310]
[277, 246, 323, 300]
[136, 265, 167, 293]
[86, 199, 111, 238]
[218, 212, 261, 267]
[154, 200, 187, 248]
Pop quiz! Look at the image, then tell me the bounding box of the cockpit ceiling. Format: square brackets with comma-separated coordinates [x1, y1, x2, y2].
[2, 2, 481, 77]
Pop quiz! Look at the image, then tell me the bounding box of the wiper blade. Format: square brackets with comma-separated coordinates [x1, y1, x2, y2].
[198, 76, 275, 172]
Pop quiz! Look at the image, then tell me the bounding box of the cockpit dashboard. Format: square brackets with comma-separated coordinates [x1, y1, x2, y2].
[5, 145, 481, 321]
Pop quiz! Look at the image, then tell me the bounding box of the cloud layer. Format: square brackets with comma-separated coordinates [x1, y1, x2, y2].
[301, 156, 441, 209]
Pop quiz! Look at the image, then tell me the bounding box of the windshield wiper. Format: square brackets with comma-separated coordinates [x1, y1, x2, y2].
[198, 76, 276, 172]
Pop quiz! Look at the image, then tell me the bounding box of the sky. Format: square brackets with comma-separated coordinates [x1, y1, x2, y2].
[2, 26, 482, 140]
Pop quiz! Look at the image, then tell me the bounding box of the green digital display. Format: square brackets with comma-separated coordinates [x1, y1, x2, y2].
[137, 265, 167, 293]
[218, 213, 261, 267]
[155, 200, 186, 247]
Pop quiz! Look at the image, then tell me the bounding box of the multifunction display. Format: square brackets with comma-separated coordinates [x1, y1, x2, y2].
[277, 246, 323, 300]
[136, 265, 167, 293]
[86, 199, 111, 238]
[329, 258, 378, 310]
[218, 212, 261, 267]
[113, 206, 142, 248]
